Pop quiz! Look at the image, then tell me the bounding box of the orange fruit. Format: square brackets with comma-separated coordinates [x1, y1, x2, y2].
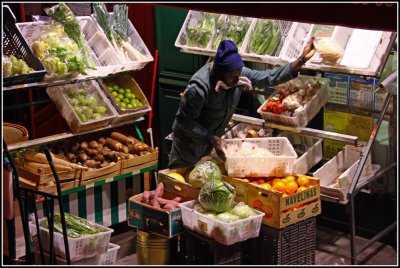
[297, 186, 307, 193]
[285, 175, 296, 182]
[260, 183, 272, 190]
[271, 178, 281, 186]
[272, 181, 286, 193]
[257, 179, 266, 184]
[297, 176, 310, 187]
[286, 181, 299, 195]
[280, 178, 289, 185]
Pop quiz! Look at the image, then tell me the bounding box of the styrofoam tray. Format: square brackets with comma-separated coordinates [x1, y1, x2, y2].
[278, 131, 323, 174]
[30, 218, 113, 261]
[257, 76, 329, 127]
[46, 80, 118, 132]
[180, 200, 264, 246]
[224, 137, 298, 177]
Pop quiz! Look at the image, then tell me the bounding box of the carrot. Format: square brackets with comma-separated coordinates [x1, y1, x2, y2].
[105, 138, 123, 151]
[111, 132, 135, 145]
[24, 151, 88, 170]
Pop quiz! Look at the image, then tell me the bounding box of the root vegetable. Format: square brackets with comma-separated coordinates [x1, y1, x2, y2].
[127, 143, 144, 154]
[122, 145, 129, 154]
[93, 154, 105, 162]
[66, 153, 75, 161]
[154, 183, 164, 198]
[111, 132, 135, 144]
[98, 138, 106, 145]
[24, 151, 88, 170]
[85, 148, 98, 157]
[84, 159, 97, 168]
[149, 198, 160, 208]
[100, 161, 111, 168]
[23, 161, 73, 173]
[88, 141, 99, 149]
[163, 203, 178, 210]
[97, 143, 103, 154]
[70, 143, 80, 153]
[172, 197, 182, 202]
[106, 138, 123, 151]
[141, 191, 151, 203]
[77, 153, 88, 163]
[80, 142, 89, 150]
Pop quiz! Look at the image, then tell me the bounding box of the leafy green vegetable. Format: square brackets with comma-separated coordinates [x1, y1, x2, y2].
[198, 179, 236, 213]
[186, 13, 218, 48]
[189, 160, 222, 188]
[249, 19, 281, 56]
[230, 202, 257, 219]
[216, 212, 240, 223]
[3, 55, 33, 77]
[212, 15, 250, 50]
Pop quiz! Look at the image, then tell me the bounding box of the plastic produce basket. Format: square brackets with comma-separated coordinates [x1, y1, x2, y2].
[224, 137, 298, 177]
[257, 76, 329, 127]
[3, 6, 46, 87]
[240, 18, 293, 66]
[222, 123, 273, 139]
[183, 229, 246, 265]
[179, 200, 264, 246]
[254, 217, 316, 265]
[279, 22, 314, 63]
[30, 218, 114, 262]
[91, 12, 153, 72]
[46, 80, 118, 133]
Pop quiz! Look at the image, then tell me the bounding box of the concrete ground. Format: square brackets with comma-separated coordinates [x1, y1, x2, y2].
[113, 224, 397, 265]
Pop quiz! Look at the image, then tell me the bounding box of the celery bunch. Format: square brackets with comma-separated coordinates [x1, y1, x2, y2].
[249, 19, 281, 56]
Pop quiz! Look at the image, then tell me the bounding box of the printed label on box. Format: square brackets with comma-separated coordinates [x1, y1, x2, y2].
[324, 72, 349, 105]
[198, 219, 208, 232]
[349, 76, 375, 109]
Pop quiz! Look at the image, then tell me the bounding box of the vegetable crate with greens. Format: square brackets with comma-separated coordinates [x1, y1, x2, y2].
[46, 80, 118, 133]
[179, 199, 264, 246]
[277, 131, 323, 175]
[33, 237, 120, 265]
[98, 73, 152, 124]
[257, 76, 329, 127]
[175, 10, 219, 56]
[241, 18, 292, 65]
[30, 213, 113, 261]
[224, 137, 298, 178]
[92, 4, 153, 71]
[3, 5, 46, 86]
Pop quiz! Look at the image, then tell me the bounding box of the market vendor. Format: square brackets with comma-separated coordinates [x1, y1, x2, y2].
[168, 38, 315, 169]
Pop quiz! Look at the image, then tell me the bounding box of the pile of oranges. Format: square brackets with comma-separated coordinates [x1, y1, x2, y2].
[239, 175, 311, 197]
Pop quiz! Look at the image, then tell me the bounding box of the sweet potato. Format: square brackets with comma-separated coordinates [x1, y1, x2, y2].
[154, 183, 164, 198]
[122, 145, 129, 154]
[111, 132, 135, 145]
[85, 148, 98, 157]
[89, 140, 99, 149]
[80, 142, 88, 150]
[149, 198, 160, 208]
[98, 138, 106, 145]
[106, 138, 123, 151]
[163, 203, 179, 210]
[141, 191, 151, 203]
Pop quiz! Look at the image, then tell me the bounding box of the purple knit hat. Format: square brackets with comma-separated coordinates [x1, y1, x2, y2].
[214, 40, 244, 72]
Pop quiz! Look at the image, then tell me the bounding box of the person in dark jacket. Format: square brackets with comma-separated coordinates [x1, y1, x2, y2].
[168, 38, 315, 169]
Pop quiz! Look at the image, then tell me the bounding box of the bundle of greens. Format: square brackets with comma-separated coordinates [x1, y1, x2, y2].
[93, 3, 148, 63]
[186, 12, 218, 48]
[249, 19, 281, 56]
[46, 3, 96, 70]
[39, 212, 104, 238]
[212, 15, 250, 50]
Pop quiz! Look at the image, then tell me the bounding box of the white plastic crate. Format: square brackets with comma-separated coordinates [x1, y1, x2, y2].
[179, 200, 264, 246]
[46, 80, 118, 132]
[90, 12, 153, 72]
[30, 218, 113, 262]
[240, 18, 293, 66]
[175, 10, 219, 55]
[224, 137, 297, 177]
[257, 76, 329, 127]
[278, 131, 323, 174]
[33, 237, 120, 265]
[279, 22, 313, 63]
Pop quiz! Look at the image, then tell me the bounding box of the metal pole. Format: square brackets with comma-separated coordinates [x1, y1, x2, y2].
[348, 194, 357, 265]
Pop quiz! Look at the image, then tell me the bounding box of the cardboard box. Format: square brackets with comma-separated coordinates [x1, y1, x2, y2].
[222, 175, 249, 203]
[247, 176, 321, 229]
[128, 191, 191, 238]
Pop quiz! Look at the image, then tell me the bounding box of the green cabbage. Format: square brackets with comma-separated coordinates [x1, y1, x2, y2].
[230, 202, 257, 219]
[216, 212, 240, 223]
[189, 160, 222, 188]
[198, 179, 236, 213]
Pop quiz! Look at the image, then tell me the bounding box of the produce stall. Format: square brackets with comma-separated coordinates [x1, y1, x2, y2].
[3, 2, 397, 266]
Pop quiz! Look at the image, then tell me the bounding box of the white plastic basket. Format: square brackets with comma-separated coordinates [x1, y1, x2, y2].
[46, 80, 118, 132]
[278, 131, 323, 174]
[179, 200, 264, 246]
[33, 238, 120, 265]
[280, 22, 313, 63]
[175, 10, 219, 55]
[90, 12, 153, 72]
[30, 218, 114, 262]
[224, 137, 298, 177]
[257, 76, 329, 127]
[240, 18, 293, 66]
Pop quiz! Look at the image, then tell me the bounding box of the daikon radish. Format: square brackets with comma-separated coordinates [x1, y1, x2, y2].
[23, 151, 88, 170]
[23, 161, 73, 173]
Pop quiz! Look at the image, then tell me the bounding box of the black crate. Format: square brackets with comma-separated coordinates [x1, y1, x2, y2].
[255, 217, 316, 265]
[183, 229, 250, 265]
[3, 6, 46, 87]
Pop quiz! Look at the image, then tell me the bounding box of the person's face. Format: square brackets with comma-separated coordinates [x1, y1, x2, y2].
[217, 69, 242, 88]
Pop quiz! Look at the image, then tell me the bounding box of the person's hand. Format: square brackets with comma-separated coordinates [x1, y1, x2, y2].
[238, 76, 253, 91]
[300, 37, 316, 62]
[211, 136, 227, 161]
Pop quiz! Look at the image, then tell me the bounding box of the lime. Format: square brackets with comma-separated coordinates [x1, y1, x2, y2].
[131, 93, 136, 99]
[125, 92, 133, 99]
[125, 88, 132, 93]
[126, 104, 133, 109]
[120, 102, 127, 108]
[123, 98, 131, 104]
[132, 102, 139, 108]
[112, 85, 119, 91]
[118, 94, 124, 100]
[118, 88, 125, 94]
[112, 91, 118, 97]
[138, 101, 143, 106]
